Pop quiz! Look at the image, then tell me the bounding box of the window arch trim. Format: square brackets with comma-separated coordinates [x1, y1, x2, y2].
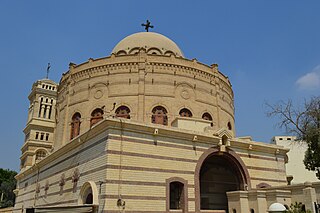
[194, 147, 251, 211]
[179, 108, 193, 117]
[34, 149, 48, 163]
[78, 181, 99, 205]
[151, 105, 168, 126]
[115, 105, 131, 119]
[202, 112, 213, 121]
[166, 177, 188, 212]
[90, 108, 104, 127]
[70, 112, 81, 140]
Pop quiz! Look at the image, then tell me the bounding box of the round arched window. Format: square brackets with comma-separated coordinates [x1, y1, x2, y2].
[70, 113, 81, 139]
[152, 106, 168, 125]
[90, 108, 104, 127]
[36, 150, 46, 161]
[179, 108, 192, 117]
[115, 106, 131, 119]
[79, 181, 98, 205]
[202, 113, 212, 121]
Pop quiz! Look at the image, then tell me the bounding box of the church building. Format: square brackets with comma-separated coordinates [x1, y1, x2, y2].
[13, 27, 320, 213]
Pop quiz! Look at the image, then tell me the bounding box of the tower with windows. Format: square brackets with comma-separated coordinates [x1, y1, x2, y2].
[20, 79, 58, 171]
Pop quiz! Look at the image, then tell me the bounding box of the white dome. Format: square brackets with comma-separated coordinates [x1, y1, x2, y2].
[112, 32, 184, 57]
[268, 203, 287, 212]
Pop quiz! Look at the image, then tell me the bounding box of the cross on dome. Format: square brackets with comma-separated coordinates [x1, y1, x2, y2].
[141, 20, 154, 32]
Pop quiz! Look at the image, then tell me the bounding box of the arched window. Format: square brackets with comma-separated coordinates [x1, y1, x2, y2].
[228, 122, 232, 130]
[170, 181, 184, 209]
[78, 181, 98, 205]
[70, 113, 81, 139]
[179, 108, 192, 117]
[151, 106, 168, 125]
[250, 209, 255, 213]
[35, 150, 46, 161]
[202, 112, 213, 121]
[115, 106, 131, 119]
[90, 108, 104, 127]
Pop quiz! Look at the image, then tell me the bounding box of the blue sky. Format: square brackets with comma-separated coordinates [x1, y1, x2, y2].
[0, 1, 319, 171]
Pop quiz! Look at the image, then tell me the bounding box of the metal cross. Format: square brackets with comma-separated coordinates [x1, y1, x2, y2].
[46, 63, 51, 79]
[141, 20, 154, 32]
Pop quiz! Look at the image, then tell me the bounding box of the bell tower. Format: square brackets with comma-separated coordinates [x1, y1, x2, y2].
[20, 79, 58, 171]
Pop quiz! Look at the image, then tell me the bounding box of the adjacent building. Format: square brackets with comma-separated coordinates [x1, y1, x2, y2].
[271, 136, 318, 184]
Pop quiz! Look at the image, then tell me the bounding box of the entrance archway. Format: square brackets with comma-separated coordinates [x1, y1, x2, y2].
[195, 148, 250, 212]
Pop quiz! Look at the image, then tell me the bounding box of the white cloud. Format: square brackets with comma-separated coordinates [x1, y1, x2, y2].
[296, 65, 320, 90]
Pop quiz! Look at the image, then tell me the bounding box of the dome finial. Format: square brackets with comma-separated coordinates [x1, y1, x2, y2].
[141, 20, 154, 32]
[46, 63, 51, 79]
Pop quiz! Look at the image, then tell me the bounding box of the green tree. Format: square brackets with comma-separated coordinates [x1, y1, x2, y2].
[267, 96, 320, 179]
[287, 202, 311, 213]
[0, 168, 17, 208]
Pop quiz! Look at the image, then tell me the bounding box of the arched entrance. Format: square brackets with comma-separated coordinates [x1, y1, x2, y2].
[195, 148, 250, 212]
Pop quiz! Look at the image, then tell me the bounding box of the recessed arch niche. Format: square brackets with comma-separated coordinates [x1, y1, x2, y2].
[195, 148, 250, 212]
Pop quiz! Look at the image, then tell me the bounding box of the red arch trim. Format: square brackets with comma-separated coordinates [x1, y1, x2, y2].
[194, 147, 251, 211]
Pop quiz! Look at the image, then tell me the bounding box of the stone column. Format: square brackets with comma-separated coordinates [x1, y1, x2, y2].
[227, 191, 249, 213]
[248, 190, 267, 213]
[41, 105, 46, 118]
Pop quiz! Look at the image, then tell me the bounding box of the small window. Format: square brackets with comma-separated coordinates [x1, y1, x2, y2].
[36, 150, 46, 161]
[90, 108, 104, 127]
[26, 208, 34, 213]
[179, 108, 192, 117]
[71, 113, 81, 139]
[279, 138, 283, 140]
[287, 138, 291, 140]
[115, 106, 131, 119]
[35, 132, 39, 140]
[202, 112, 212, 121]
[170, 181, 184, 209]
[250, 209, 255, 213]
[40, 133, 44, 140]
[227, 122, 232, 130]
[45, 133, 49, 141]
[152, 106, 168, 125]
[81, 185, 94, 204]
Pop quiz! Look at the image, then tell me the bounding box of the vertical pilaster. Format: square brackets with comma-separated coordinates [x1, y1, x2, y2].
[138, 50, 147, 122]
[303, 182, 317, 213]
